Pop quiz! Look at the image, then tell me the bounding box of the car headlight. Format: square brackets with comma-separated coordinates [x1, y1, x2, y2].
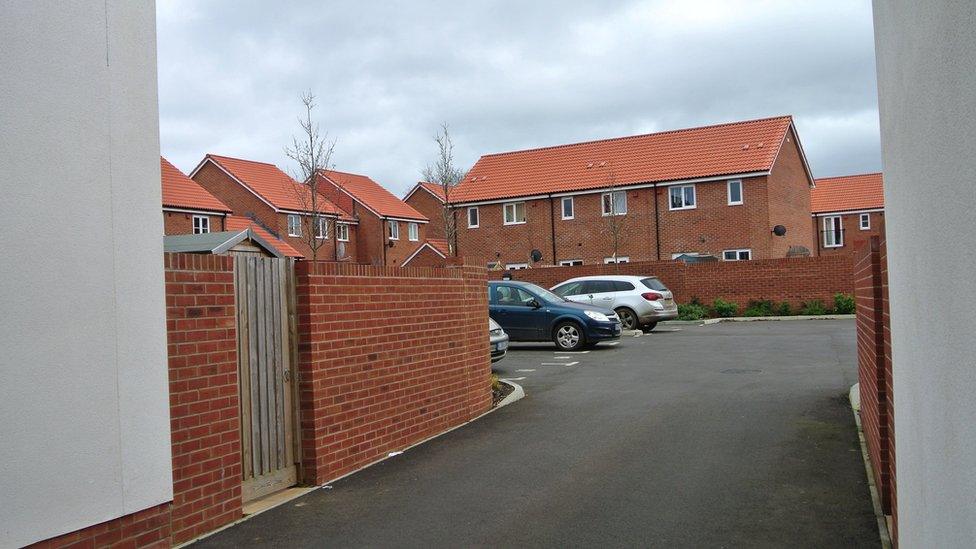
[584, 310, 610, 322]
[489, 328, 504, 336]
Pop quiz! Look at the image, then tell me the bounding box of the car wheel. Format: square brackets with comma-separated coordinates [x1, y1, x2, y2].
[553, 321, 585, 351]
[615, 308, 638, 331]
[641, 322, 658, 333]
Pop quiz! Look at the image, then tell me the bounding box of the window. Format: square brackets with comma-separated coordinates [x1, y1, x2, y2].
[492, 285, 536, 306]
[408, 222, 419, 241]
[503, 202, 526, 225]
[727, 179, 743, 205]
[467, 207, 479, 228]
[561, 197, 574, 220]
[505, 263, 528, 270]
[192, 215, 209, 234]
[722, 249, 752, 261]
[558, 259, 583, 266]
[612, 281, 636, 291]
[860, 213, 871, 230]
[585, 280, 616, 293]
[336, 223, 349, 242]
[823, 216, 843, 247]
[669, 185, 696, 210]
[387, 220, 399, 240]
[553, 281, 585, 296]
[671, 252, 693, 260]
[604, 256, 630, 264]
[287, 214, 301, 237]
[641, 277, 667, 291]
[315, 217, 328, 239]
[601, 191, 627, 216]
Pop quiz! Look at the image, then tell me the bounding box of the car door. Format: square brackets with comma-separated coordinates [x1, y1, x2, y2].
[588, 279, 617, 310]
[490, 285, 546, 340]
[553, 280, 590, 305]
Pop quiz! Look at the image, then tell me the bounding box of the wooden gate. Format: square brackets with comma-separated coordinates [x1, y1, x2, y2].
[234, 255, 299, 502]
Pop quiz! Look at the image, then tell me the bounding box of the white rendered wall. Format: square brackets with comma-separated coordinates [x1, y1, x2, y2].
[873, 1, 976, 546]
[0, 2, 171, 547]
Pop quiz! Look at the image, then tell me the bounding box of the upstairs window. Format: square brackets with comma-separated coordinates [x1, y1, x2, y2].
[192, 215, 209, 234]
[388, 220, 399, 240]
[601, 191, 627, 216]
[315, 217, 328, 239]
[467, 207, 480, 228]
[336, 223, 349, 242]
[287, 214, 302, 237]
[561, 197, 574, 220]
[669, 185, 696, 210]
[408, 222, 419, 241]
[604, 256, 630, 264]
[860, 213, 871, 230]
[823, 216, 843, 247]
[559, 259, 583, 266]
[723, 249, 752, 261]
[503, 202, 526, 225]
[727, 179, 743, 205]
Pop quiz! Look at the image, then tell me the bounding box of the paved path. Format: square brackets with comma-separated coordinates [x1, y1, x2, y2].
[196, 320, 878, 548]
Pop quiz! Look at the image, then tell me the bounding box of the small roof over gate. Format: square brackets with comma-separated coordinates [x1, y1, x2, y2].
[163, 229, 284, 258]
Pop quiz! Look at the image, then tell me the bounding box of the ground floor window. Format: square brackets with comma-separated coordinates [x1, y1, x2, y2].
[506, 263, 529, 270]
[604, 256, 630, 264]
[336, 223, 349, 241]
[723, 249, 752, 261]
[192, 215, 209, 234]
[559, 259, 583, 266]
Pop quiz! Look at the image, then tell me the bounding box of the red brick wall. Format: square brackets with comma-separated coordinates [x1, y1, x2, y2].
[855, 237, 896, 543]
[814, 211, 886, 256]
[163, 211, 226, 235]
[295, 262, 492, 484]
[28, 503, 171, 549]
[406, 188, 447, 243]
[487, 255, 854, 310]
[402, 244, 448, 268]
[165, 253, 243, 544]
[385, 220, 427, 267]
[766, 127, 816, 257]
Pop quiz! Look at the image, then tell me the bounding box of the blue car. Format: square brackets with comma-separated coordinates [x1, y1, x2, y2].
[488, 280, 622, 351]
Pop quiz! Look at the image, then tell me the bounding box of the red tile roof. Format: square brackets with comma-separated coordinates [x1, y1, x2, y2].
[450, 116, 799, 203]
[426, 238, 450, 256]
[161, 156, 231, 213]
[224, 215, 303, 258]
[201, 154, 352, 219]
[811, 173, 885, 214]
[413, 182, 448, 202]
[318, 169, 428, 221]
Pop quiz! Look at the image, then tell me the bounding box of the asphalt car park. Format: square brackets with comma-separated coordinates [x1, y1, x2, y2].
[196, 319, 878, 548]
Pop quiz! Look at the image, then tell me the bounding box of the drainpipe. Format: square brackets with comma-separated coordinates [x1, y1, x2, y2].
[381, 215, 388, 265]
[654, 184, 661, 260]
[548, 194, 557, 265]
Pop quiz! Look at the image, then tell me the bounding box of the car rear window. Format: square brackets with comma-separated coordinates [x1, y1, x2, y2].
[612, 281, 635, 291]
[641, 277, 667, 291]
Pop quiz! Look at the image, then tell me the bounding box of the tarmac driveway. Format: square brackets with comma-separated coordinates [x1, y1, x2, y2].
[196, 319, 878, 548]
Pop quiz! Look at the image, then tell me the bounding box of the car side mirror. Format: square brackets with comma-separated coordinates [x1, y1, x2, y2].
[528, 298, 542, 309]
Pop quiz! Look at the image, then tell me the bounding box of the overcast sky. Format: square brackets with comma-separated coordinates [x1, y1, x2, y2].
[157, 0, 880, 196]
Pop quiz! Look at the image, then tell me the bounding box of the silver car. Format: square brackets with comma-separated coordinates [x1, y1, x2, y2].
[550, 275, 678, 331]
[489, 317, 509, 362]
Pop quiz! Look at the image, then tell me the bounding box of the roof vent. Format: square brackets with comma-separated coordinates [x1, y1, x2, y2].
[757, 142, 764, 148]
[471, 176, 477, 181]
[586, 163, 594, 168]
[742, 144, 750, 150]
[599, 161, 607, 167]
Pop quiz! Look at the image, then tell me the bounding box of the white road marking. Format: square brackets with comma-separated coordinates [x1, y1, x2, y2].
[516, 369, 536, 372]
[553, 355, 571, 359]
[540, 361, 579, 366]
[607, 341, 620, 346]
[502, 377, 527, 381]
[564, 350, 590, 354]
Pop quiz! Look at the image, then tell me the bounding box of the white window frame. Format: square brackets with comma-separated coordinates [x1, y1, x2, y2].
[408, 222, 419, 241]
[604, 256, 630, 264]
[503, 202, 526, 225]
[727, 179, 743, 206]
[315, 216, 329, 240]
[601, 191, 627, 216]
[467, 207, 480, 228]
[336, 223, 350, 242]
[669, 184, 697, 210]
[722, 249, 752, 261]
[561, 196, 574, 220]
[558, 259, 583, 266]
[192, 215, 210, 234]
[387, 220, 399, 240]
[505, 263, 529, 270]
[860, 213, 871, 230]
[287, 214, 302, 237]
[823, 216, 843, 248]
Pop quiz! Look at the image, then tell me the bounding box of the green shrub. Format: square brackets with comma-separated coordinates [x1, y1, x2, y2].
[833, 293, 855, 315]
[775, 302, 793, 316]
[677, 302, 708, 321]
[800, 299, 827, 315]
[712, 298, 739, 318]
[743, 299, 774, 317]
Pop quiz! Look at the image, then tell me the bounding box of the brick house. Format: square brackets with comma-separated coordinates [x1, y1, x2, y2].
[811, 172, 885, 255]
[449, 115, 817, 268]
[161, 156, 231, 234]
[404, 181, 450, 243]
[190, 154, 358, 261]
[316, 170, 429, 266]
[402, 238, 451, 267]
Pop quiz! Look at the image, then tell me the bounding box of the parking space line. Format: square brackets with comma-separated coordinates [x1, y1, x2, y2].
[501, 377, 526, 381]
[607, 342, 620, 346]
[516, 369, 536, 372]
[564, 351, 590, 354]
[540, 361, 579, 366]
[553, 356, 570, 359]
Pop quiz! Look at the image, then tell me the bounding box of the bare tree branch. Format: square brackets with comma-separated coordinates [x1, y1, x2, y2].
[603, 166, 627, 272]
[421, 122, 465, 255]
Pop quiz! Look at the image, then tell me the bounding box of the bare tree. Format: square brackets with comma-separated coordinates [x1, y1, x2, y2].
[285, 91, 336, 261]
[422, 123, 465, 255]
[602, 167, 627, 272]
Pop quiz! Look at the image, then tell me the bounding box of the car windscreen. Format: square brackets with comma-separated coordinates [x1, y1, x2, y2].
[552, 281, 585, 296]
[641, 277, 667, 291]
[523, 283, 567, 303]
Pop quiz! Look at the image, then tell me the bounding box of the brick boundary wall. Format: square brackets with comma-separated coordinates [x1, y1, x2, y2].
[487, 255, 854, 309]
[164, 254, 243, 544]
[295, 261, 493, 484]
[27, 503, 172, 549]
[854, 237, 896, 544]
